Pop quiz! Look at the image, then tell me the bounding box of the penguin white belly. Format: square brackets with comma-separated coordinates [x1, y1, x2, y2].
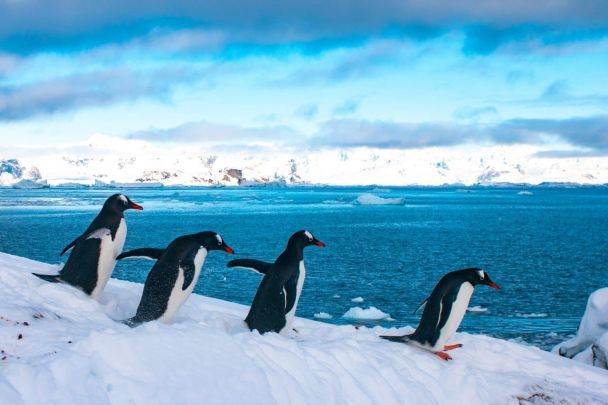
[159, 248, 207, 323]
[86, 221, 126, 299]
[281, 261, 306, 334]
[433, 282, 474, 350]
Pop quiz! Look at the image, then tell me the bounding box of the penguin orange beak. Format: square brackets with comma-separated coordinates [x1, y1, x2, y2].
[128, 202, 143, 210]
[223, 245, 235, 254]
[315, 240, 326, 247]
[485, 281, 500, 290]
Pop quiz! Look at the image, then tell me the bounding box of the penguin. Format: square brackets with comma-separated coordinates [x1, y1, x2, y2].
[116, 231, 234, 326]
[381, 267, 500, 361]
[34, 194, 143, 299]
[227, 230, 325, 335]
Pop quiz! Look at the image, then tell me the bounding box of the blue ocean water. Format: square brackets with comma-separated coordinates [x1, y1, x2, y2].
[0, 186, 607, 349]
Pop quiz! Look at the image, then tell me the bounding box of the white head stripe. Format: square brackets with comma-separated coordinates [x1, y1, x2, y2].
[304, 230, 313, 240]
[118, 195, 128, 203]
[477, 270, 485, 279]
[215, 234, 223, 244]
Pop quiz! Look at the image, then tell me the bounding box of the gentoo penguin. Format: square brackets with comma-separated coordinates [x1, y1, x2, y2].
[227, 230, 325, 334]
[116, 231, 234, 326]
[34, 194, 143, 299]
[381, 268, 500, 361]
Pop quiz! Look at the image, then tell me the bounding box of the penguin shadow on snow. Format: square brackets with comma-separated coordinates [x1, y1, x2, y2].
[115, 231, 234, 327]
[380, 268, 501, 361]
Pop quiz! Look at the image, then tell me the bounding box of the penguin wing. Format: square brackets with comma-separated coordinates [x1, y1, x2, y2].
[60, 236, 81, 256]
[284, 274, 297, 314]
[413, 296, 429, 315]
[435, 289, 459, 333]
[117, 248, 165, 261]
[180, 250, 198, 291]
[227, 259, 272, 275]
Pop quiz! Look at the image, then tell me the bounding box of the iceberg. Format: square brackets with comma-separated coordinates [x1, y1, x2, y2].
[354, 193, 405, 205]
[342, 306, 391, 320]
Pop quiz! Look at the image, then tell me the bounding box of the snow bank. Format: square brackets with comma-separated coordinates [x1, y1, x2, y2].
[354, 193, 405, 205]
[554, 287, 608, 369]
[1, 253, 607, 404]
[342, 306, 391, 320]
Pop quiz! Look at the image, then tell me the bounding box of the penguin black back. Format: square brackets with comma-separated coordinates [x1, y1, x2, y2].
[119, 231, 234, 326]
[34, 194, 143, 297]
[229, 230, 325, 334]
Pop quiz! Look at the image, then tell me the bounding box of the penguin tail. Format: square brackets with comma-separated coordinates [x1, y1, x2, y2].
[33, 273, 61, 283]
[120, 318, 141, 328]
[380, 334, 411, 344]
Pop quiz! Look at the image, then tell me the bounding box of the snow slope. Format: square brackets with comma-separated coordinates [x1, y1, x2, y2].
[0, 252, 607, 405]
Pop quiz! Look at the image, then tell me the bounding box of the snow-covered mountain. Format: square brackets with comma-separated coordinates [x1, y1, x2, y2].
[2, 135, 608, 187]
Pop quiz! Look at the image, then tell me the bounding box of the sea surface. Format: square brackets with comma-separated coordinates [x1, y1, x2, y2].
[1, 186, 607, 349]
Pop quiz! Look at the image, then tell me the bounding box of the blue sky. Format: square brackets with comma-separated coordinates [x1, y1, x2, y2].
[0, 0, 607, 155]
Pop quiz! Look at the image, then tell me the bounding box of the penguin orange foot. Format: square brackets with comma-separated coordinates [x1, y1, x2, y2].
[443, 344, 463, 351]
[435, 352, 452, 361]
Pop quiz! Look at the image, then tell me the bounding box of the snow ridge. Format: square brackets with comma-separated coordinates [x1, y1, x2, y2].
[0, 252, 607, 404]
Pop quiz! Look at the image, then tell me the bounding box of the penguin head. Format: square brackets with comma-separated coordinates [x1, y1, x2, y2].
[104, 194, 143, 213]
[193, 232, 234, 254]
[467, 268, 500, 290]
[289, 230, 326, 249]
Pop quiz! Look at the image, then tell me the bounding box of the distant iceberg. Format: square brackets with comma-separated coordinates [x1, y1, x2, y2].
[518, 191, 533, 196]
[313, 312, 333, 320]
[467, 306, 488, 313]
[342, 306, 391, 320]
[351, 297, 365, 303]
[11, 179, 49, 189]
[354, 193, 405, 205]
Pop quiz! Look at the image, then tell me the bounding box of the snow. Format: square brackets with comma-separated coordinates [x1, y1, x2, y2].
[354, 194, 405, 206]
[351, 296, 365, 303]
[1, 252, 607, 404]
[554, 288, 608, 369]
[6, 136, 608, 187]
[313, 312, 333, 320]
[342, 306, 392, 320]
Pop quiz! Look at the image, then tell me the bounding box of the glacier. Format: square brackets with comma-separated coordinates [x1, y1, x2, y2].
[2, 135, 608, 187]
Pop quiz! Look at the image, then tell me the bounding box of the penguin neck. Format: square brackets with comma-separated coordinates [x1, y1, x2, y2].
[284, 240, 305, 261]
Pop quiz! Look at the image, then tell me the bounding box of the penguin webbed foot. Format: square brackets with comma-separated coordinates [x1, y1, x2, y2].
[443, 344, 463, 351]
[435, 351, 453, 361]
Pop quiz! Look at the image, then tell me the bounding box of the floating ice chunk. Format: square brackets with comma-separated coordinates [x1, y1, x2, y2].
[351, 297, 364, 303]
[467, 306, 488, 313]
[342, 306, 391, 320]
[354, 193, 405, 205]
[517, 191, 533, 196]
[313, 312, 333, 320]
[515, 313, 548, 318]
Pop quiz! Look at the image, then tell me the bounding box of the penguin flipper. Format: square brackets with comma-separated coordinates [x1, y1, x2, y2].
[413, 297, 429, 315]
[33, 273, 61, 283]
[227, 259, 272, 275]
[60, 236, 81, 256]
[117, 248, 165, 261]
